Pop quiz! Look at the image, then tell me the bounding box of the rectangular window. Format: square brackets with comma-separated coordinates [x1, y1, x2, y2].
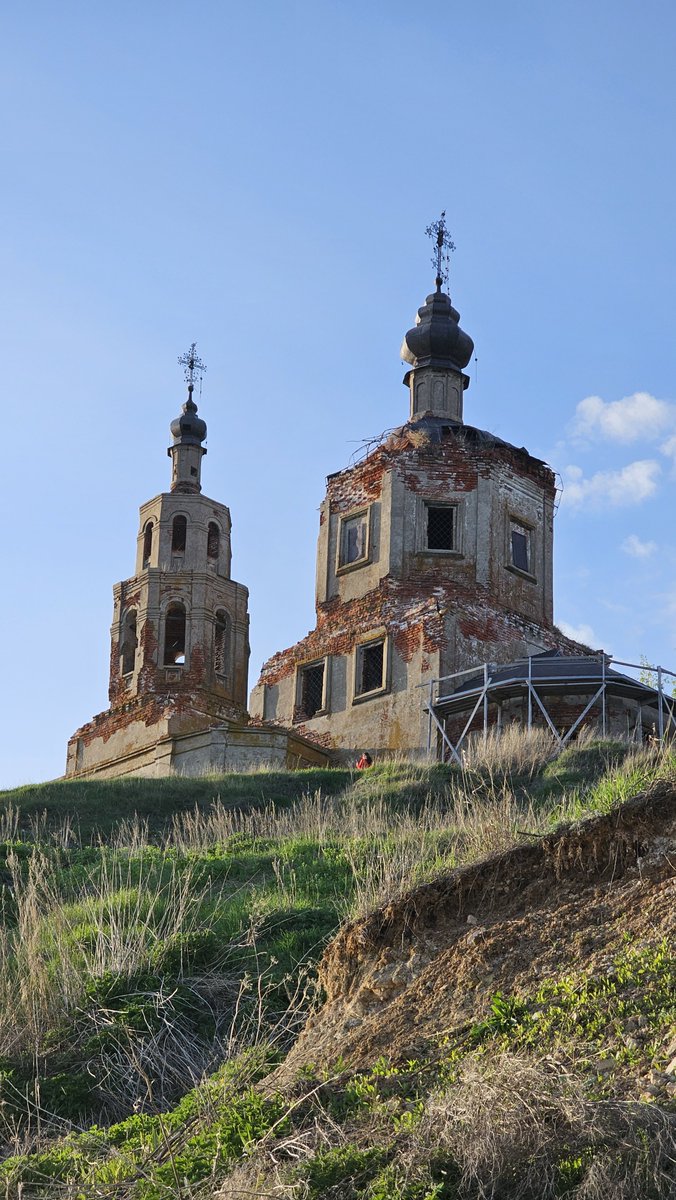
[339, 511, 368, 568]
[355, 639, 385, 698]
[510, 520, 531, 573]
[298, 661, 325, 718]
[426, 505, 456, 551]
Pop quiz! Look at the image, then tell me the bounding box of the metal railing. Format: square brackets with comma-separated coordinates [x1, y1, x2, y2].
[424, 654, 676, 765]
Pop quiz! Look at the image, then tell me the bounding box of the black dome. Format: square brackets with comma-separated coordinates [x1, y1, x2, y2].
[401, 285, 474, 371]
[170, 395, 207, 445]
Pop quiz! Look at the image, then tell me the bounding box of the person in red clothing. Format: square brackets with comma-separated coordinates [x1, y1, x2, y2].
[355, 752, 373, 769]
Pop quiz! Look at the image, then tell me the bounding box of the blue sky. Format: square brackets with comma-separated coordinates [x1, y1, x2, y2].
[2, 1, 676, 786]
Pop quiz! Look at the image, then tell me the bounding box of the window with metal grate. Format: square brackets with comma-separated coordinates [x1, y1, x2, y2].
[357, 640, 384, 696]
[427, 505, 455, 550]
[300, 662, 325, 717]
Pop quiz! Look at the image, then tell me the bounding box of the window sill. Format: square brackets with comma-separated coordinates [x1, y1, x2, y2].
[336, 556, 371, 577]
[422, 548, 464, 557]
[505, 564, 537, 583]
[352, 685, 388, 705]
[293, 708, 329, 723]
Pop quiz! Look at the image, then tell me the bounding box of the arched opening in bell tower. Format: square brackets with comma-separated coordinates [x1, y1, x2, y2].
[171, 515, 187, 554]
[142, 522, 154, 568]
[120, 609, 137, 675]
[163, 603, 187, 665]
[207, 522, 220, 561]
[214, 609, 230, 678]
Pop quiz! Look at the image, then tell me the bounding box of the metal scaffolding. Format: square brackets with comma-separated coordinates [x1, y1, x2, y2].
[424, 652, 676, 766]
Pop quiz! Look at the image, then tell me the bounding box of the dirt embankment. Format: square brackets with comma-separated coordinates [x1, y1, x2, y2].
[280, 786, 676, 1078]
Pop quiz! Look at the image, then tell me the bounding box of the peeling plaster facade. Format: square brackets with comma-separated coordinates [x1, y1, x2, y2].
[66, 366, 328, 778]
[250, 279, 588, 758]
[67, 265, 605, 778]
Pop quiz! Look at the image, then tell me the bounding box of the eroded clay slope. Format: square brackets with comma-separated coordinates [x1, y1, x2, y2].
[280, 786, 676, 1077]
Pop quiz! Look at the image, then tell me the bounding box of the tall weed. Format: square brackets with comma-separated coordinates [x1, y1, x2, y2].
[0, 850, 210, 1058]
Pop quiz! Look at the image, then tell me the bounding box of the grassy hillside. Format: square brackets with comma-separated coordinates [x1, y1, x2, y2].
[0, 731, 673, 1198]
[1, 766, 353, 839]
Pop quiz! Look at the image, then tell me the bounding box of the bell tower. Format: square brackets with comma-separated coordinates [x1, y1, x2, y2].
[107, 345, 249, 718]
[66, 344, 335, 778]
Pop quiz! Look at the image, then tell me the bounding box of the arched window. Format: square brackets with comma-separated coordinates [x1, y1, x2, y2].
[164, 603, 186, 665]
[207, 522, 220, 560]
[142, 522, 153, 567]
[121, 609, 137, 675]
[214, 610, 231, 677]
[171, 515, 187, 554]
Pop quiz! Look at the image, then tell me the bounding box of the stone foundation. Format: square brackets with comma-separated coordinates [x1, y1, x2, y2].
[66, 700, 330, 780]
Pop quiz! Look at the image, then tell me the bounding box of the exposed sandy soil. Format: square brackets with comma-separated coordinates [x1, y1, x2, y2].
[277, 786, 676, 1081]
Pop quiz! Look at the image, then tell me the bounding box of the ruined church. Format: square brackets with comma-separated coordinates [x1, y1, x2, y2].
[68, 226, 663, 779]
[249, 230, 588, 752]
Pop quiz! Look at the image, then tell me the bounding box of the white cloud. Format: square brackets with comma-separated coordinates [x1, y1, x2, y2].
[561, 460, 661, 508]
[621, 534, 657, 559]
[558, 620, 599, 647]
[660, 435, 676, 475]
[572, 392, 675, 444]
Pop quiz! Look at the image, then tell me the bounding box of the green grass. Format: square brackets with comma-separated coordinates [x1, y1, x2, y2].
[0, 767, 352, 839]
[0, 737, 673, 1197]
[462, 940, 676, 1080]
[2, 940, 672, 1196]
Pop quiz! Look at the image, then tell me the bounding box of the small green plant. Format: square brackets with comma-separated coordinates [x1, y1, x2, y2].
[470, 992, 532, 1043]
[301, 1143, 390, 1197]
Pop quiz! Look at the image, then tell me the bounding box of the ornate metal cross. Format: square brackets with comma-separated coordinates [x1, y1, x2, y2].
[178, 343, 207, 391]
[425, 211, 456, 287]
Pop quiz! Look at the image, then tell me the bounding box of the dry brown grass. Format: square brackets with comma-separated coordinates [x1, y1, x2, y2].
[0, 733, 672, 1196]
[166, 730, 671, 923]
[421, 1053, 676, 1199]
[0, 850, 213, 1062]
[458, 724, 557, 780]
[0, 838, 321, 1128]
[0, 732, 664, 1058]
[212, 1050, 676, 1200]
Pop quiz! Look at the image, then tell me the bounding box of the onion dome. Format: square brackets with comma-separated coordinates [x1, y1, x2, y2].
[170, 393, 207, 445]
[400, 283, 474, 371]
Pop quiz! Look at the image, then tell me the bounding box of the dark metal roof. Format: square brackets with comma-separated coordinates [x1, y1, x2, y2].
[433, 650, 662, 717]
[400, 284, 474, 372]
[170, 395, 207, 446]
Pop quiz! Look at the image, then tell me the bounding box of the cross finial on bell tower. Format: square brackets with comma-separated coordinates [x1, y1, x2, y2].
[169, 342, 208, 494]
[178, 342, 207, 401]
[425, 211, 455, 290]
